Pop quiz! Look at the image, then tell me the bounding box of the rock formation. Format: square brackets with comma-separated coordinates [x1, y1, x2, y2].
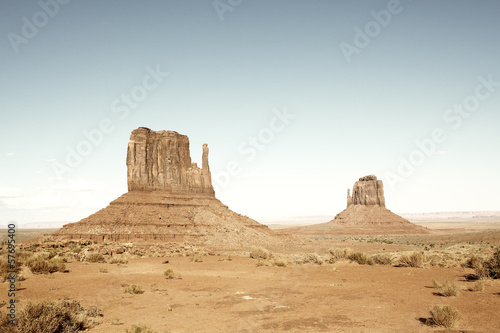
[280, 175, 428, 236]
[348, 175, 385, 207]
[54, 127, 282, 248]
[331, 175, 427, 234]
[127, 128, 214, 195]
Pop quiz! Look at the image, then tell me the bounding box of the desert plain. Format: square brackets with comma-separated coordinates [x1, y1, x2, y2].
[1, 219, 500, 333]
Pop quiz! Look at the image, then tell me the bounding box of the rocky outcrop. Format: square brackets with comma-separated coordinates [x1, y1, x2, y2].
[127, 127, 214, 196]
[347, 175, 385, 207]
[330, 175, 427, 233]
[54, 127, 284, 248]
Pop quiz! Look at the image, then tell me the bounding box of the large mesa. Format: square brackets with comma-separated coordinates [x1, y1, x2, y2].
[126, 127, 214, 195]
[54, 127, 281, 248]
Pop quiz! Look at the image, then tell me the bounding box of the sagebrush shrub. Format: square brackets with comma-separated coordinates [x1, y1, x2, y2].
[397, 252, 423, 268]
[249, 247, 271, 260]
[429, 305, 461, 328]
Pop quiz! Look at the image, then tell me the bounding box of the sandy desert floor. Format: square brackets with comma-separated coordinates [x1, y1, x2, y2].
[2, 222, 500, 333]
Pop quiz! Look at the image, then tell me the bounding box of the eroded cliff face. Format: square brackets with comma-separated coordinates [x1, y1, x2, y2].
[126, 127, 214, 196]
[347, 175, 385, 207]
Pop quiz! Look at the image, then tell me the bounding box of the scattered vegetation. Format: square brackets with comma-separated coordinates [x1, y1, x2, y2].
[249, 246, 272, 260]
[347, 252, 374, 265]
[465, 249, 500, 279]
[328, 248, 352, 262]
[189, 254, 203, 263]
[0, 300, 101, 332]
[0, 257, 21, 282]
[98, 268, 108, 273]
[26, 256, 66, 274]
[85, 253, 105, 263]
[125, 324, 157, 333]
[371, 254, 393, 265]
[164, 269, 181, 279]
[431, 279, 462, 297]
[396, 252, 424, 268]
[468, 280, 484, 292]
[108, 257, 128, 264]
[271, 257, 288, 267]
[124, 285, 144, 295]
[428, 305, 462, 328]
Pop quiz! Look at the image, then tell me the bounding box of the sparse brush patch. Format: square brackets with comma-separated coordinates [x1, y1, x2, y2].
[329, 248, 352, 261]
[108, 257, 128, 264]
[0, 257, 21, 282]
[125, 324, 157, 333]
[249, 247, 272, 260]
[27, 256, 66, 274]
[0, 299, 101, 332]
[98, 268, 108, 273]
[397, 252, 424, 268]
[347, 252, 374, 265]
[256, 259, 267, 267]
[469, 280, 484, 292]
[164, 269, 181, 279]
[438, 280, 461, 297]
[428, 305, 461, 328]
[371, 254, 393, 265]
[466, 255, 483, 269]
[484, 249, 500, 279]
[189, 254, 203, 263]
[432, 279, 441, 289]
[85, 253, 105, 263]
[70, 246, 81, 254]
[124, 285, 144, 294]
[271, 257, 288, 267]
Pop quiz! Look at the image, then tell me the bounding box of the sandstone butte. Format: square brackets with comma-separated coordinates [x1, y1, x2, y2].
[54, 127, 282, 248]
[282, 175, 429, 235]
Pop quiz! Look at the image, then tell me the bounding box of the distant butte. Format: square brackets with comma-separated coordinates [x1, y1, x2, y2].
[54, 127, 282, 248]
[282, 175, 429, 236]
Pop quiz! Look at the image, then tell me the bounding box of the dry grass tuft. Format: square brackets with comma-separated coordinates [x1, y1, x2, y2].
[397, 252, 424, 268]
[26, 256, 66, 274]
[431, 279, 461, 297]
[249, 247, 272, 260]
[85, 253, 105, 263]
[164, 268, 181, 279]
[371, 254, 393, 265]
[125, 324, 157, 333]
[469, 280, 484, 292]
[329, 248, 352, 262]
[124, 285, 144, 295]
[0, 299, 101, 332]
[347, 252, 374, 265]
[428, 305, 461, 328]
[108, 257, 128, 264]
[439, 280, 461, 297]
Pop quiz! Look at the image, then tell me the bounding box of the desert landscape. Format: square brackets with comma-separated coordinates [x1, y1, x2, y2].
[1, 128, 499, 333]
[2, 1, 500, 332]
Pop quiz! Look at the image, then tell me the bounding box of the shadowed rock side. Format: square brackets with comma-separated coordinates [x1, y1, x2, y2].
[282, 175, 428, 235]
[54, 127, 284, 248]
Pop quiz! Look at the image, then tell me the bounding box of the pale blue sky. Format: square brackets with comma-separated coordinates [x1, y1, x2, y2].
[1, 0, 499, 226]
